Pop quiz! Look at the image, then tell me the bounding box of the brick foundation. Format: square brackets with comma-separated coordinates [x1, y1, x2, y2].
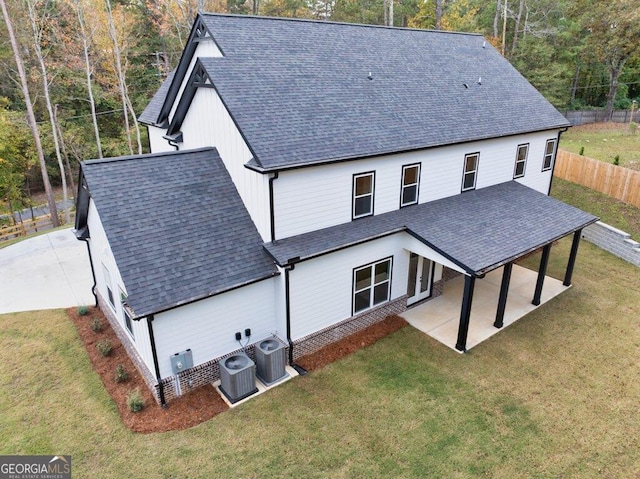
[442, 267, 462, 282]
[291, 296, 408, 360]
[98, 294, 408, 404]
[96, 292, 159, 399]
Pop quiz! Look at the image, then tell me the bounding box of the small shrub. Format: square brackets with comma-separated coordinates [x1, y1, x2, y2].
[77, 305, 89, 316]
[127, 389, 145, 412]
[579, 146, 584, 156]
[97, 339, 112, 357]
[91, 317, 103, 333]
[630, 122, 638, 135]
[614, 155, 620, 166]
[115, 364, 128, 383]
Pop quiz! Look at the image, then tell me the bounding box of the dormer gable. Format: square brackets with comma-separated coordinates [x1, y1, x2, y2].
[143, 15, 222, 128]
[165, 60, 214, 140]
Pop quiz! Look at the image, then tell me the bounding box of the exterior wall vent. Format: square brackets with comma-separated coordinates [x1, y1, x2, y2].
[256, 338, 288, 386]
[218, 353, 258, 403]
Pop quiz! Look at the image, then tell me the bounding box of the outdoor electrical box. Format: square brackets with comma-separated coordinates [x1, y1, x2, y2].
[170, 349, 193, 375]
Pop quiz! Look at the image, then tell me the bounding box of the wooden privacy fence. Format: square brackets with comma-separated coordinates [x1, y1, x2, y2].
[554, 149, 640, 208]
[0, 212, 75, 243]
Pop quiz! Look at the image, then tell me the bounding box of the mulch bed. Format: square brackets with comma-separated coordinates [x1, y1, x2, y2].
[67, 307, 227, 434]
[296, 315, 408, 372]
[68, 307, 407, 433]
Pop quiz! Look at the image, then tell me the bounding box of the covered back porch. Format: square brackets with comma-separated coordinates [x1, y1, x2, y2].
[402, 261, 569, 352]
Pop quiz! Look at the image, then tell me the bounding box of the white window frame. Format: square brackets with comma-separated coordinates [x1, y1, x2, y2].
[102, 264, 115, 310]
[353, 172, 375, 219]
[119, 288, 134, 339]
[400, 164, 421, 207]
[353, 257, 393, 315]
[542, 139, 557, 171]
[461, 153, 479, 192]
[513, 144, 529, 179]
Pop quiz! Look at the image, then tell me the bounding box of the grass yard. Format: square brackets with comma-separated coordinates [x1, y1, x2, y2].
[559, 123, 640, 170]
[1, 238, 639, 478]
[551, 177, 640, 238]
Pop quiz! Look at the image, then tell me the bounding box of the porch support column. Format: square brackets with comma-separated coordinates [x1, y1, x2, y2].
[455, 275, 476, 352]
[532, 244, 551, 306]
[563, 230, 582, 286]
[494, 262, 513, 329]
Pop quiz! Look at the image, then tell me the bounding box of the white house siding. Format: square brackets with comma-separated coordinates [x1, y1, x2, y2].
[180, 87, 272, 241]
[86, 200, 155, 373]
[168, 40, 222, 124]
[147, 125, 173, 154]
[289, 234, 409, 341]
[152, 278, 280, 379]
[273, 130, 561, 240]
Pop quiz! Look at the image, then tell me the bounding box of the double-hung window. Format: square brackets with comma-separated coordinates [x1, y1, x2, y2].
[400, 164, 420, 207]
[462, 153, 479, 192]
[103, 264, 115, 309]
[353, 172, 375, 219]
[513, 144, 529, 179]
[120, 288, 134, 339]
[542, 139, 557, 171]
[353, 258, 392, 315]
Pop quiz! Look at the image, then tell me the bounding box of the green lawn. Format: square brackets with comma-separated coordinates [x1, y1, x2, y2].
[560, 123, 640, 170]
[1, 238, 639, 478]
[551, 177, 640, 238]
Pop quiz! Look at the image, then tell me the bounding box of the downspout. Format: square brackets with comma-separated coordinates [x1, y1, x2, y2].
[548, 127, 568, 196]
[78, 237, 98, 307]
[167, 139, 179, 151]
[269, 172, 279, 242]
[147, 315, 167, 408]
[284, 262, 307, 375]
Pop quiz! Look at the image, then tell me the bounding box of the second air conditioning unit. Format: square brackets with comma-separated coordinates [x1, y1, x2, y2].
[256, 337, 288, 386]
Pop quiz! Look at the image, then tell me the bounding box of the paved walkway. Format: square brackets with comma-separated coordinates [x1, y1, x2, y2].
[0, 228, 95, 314]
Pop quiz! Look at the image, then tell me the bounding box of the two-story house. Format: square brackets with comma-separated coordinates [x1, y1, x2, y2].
[75, 14, 597, 406]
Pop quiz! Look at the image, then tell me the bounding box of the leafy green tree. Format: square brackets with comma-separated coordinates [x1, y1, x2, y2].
[574, 0, 640, 119]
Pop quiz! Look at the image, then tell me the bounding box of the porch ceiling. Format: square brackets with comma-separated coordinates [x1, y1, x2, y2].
[264, 181, 598, 275]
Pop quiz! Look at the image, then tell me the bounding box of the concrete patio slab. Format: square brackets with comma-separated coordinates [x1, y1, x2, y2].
[401, 265, 569, 352]
[0, 228, 95, 314]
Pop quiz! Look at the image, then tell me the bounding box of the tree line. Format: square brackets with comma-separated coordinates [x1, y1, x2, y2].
[0, 0, 638, 225]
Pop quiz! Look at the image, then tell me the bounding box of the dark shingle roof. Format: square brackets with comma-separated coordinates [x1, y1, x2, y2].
[81, 147, 278, 317]
[138, 69, 176, 126]
[183, 14, 570, 171]
[265, 181, 597, 275]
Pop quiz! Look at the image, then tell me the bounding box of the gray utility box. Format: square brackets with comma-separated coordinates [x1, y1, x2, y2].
[218, 353, 258, 403]
[170, 349, 193, 375]
[256, 338, 288, 386]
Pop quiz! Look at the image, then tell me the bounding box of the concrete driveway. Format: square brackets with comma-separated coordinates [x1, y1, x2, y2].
[0, 228, 95, 314]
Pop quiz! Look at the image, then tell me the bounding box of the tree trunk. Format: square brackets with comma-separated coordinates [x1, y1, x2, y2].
[0, 0, 59, 227]
[570, 65, 580, 104]
[27, 0, 69, 225]
[435, 0, 443, 30]
[501, 0, 508, 56]
[75, 0, 103, 158]
[105, 0, 142, 155]
[605, 58, 627, 122]
[493, 0, 502, 38]
[510, 0, 525, 56]
[54, 104, 76, 196]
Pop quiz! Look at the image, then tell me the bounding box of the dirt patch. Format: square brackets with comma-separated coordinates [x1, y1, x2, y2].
[68, 307, 407, 432]
[67, 307, 227, 433]
[297, 315, 408, 372]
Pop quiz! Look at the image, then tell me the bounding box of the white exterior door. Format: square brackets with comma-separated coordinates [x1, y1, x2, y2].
[407, 252, 433, 306]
